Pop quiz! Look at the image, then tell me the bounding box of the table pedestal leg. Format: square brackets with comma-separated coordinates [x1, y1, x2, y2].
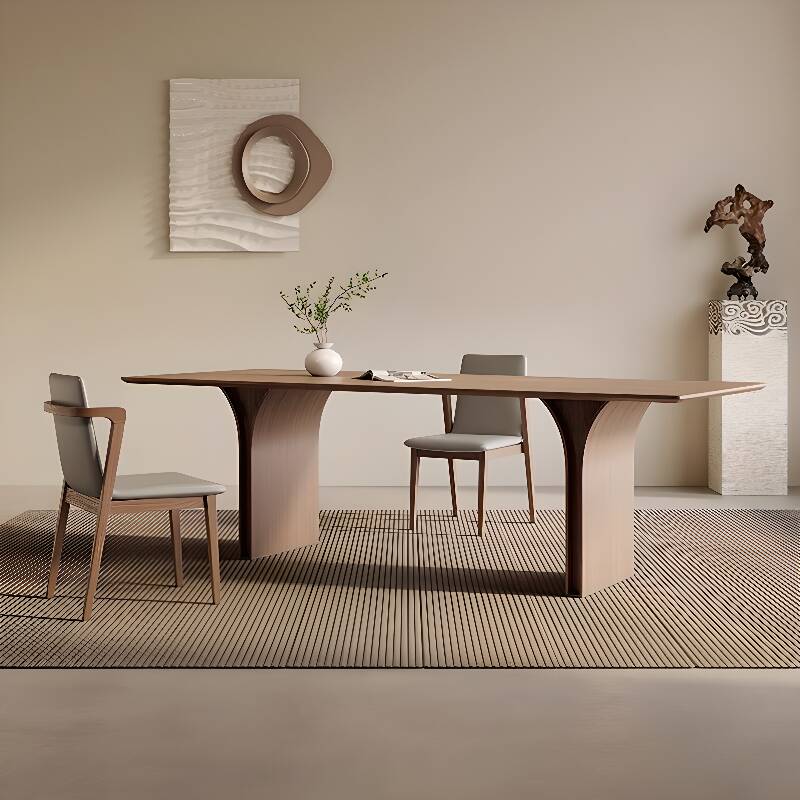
[542, 399, 651, 596]
[223, 387, 331, 559]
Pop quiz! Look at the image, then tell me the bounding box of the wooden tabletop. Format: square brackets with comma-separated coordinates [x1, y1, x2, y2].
[122, 369, 765, 403]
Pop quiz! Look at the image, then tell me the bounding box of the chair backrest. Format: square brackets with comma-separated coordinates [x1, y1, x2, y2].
[452, 354, 527, 436]
[49, 373, 104, 498]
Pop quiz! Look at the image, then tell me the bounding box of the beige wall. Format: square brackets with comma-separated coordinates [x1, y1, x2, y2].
[1, 0, 798, 490]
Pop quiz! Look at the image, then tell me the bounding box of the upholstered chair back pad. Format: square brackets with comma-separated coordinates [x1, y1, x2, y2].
[451, 354, 527, 436]
[49, 373, 104, 498]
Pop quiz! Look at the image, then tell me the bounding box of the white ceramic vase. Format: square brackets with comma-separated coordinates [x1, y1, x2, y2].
[305, 342, 343, 377]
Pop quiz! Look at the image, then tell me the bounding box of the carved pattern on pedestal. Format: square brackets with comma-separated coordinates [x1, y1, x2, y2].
[708, 300, 787, 336]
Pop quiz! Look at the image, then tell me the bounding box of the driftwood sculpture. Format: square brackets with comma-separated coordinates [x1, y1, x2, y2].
[704, 184, 773, 300]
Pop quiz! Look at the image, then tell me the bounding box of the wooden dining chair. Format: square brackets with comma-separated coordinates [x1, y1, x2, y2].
[404, 354, 534, 536]
[44, 373, 224, 621]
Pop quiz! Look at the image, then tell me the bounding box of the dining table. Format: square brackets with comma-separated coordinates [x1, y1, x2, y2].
[122, 369, 764, 596]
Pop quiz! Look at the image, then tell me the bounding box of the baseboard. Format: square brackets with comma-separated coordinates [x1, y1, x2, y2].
[2, 484, 799, 527]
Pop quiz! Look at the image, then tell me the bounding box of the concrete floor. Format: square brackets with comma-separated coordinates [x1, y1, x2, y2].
[1, 669, 799, 799]
[2, 486, 799, 798]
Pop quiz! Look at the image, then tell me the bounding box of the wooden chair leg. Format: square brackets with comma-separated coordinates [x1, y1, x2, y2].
[169, 509, 184, 587]
[520, 397, 535, 522]
[447, 459, 458, 517]
[409, 449, 420, 531]
[203, 495, 221, 604]
[523, 446, 535, 523]
[477, 455, 487, 537]
[82, 507, 111, 621]
[47, 483, 69, 599]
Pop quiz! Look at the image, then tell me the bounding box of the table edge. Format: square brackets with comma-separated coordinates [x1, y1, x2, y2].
[121, 376, 766, 403]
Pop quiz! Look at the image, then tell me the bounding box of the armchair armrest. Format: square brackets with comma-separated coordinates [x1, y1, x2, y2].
[44, 402, 126, 424]
[44, 401, 126, 502]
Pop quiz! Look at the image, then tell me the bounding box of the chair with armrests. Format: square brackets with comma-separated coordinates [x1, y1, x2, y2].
[404, 354, 534, 536]
[44, 373, 224, 621]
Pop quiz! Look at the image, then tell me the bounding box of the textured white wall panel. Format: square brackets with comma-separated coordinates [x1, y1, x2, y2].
[169, 78, 300, 252]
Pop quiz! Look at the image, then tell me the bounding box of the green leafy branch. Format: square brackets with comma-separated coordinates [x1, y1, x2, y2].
[280, 269, 389, 343]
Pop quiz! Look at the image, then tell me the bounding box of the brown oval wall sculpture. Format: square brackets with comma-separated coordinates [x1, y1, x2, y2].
[233, 114, 332, 216]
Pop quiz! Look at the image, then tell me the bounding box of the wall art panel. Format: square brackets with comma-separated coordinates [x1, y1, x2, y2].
[169, 78, 300, 252]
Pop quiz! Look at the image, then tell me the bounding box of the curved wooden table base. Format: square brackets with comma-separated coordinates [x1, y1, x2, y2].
[543, 399, 651, 596]
[223, 387, 331, 559]
[224, 387, 650, 596]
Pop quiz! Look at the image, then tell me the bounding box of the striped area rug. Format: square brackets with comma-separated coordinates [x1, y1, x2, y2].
[0, 508, 798, 668]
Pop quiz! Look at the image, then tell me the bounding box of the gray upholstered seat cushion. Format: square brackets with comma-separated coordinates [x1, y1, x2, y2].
[113, 472, 225, 500]
[403, 433, 522, 452]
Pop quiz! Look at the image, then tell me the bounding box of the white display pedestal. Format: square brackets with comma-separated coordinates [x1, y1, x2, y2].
[708, 300, 788, 495]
